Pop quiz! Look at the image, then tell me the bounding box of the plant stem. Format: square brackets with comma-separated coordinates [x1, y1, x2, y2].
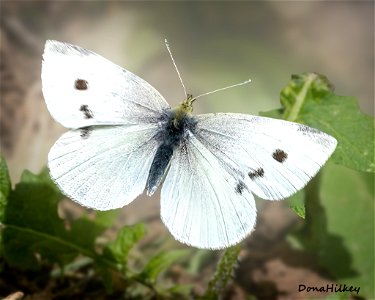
[286, 73, 317, 122]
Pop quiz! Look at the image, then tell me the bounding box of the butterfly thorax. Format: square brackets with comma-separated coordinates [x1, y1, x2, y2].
[146, 95, 196, 196]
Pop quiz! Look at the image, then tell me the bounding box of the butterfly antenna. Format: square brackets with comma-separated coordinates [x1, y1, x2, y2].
[165, 39, 188, 98]
[192, 79, 251, 102]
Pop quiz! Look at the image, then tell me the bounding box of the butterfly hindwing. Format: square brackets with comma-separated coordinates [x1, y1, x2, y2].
[161, 132, 257, 249]
[42, 40, 170, 129]
[193, 113, 337, 200]
[48, 124, 160, 210]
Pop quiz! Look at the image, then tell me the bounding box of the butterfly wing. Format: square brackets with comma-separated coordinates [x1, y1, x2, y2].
[193, 113, 337, 200]
[48, 124, 160, 210]
[161, 132, 257, 249]
[42, 40, 170, 128]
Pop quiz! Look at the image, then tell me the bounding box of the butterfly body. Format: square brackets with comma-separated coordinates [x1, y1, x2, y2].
[42, 40, 337, 249]
[147, 98, 196, 195]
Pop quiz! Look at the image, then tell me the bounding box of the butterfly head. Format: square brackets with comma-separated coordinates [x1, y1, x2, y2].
[181, 94, 196, 111]
[172, 94, 196, 128]
[176, 93, 195, 114]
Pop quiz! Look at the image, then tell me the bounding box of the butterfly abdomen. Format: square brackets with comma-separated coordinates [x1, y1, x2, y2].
[146, 109, 197, 195]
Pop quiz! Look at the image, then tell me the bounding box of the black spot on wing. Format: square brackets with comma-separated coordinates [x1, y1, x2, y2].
[248, 168, 264, 180]
[75, 79, 88, 90]
[235, 181, 247, 195]
[272, 149, 288, 163]
[80, 104, 94, 119]
[80, 127, 92, 139]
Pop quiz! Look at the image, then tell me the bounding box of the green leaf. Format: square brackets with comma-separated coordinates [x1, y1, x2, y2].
[200, 245, 241, 300]
[292, 163, 374, 298]
[97, 223, 145, 292]
[286, 190, 305, 219]
[280, 73, 333, 122]
[1, 169, 107, 270]
[303, 95, 375, 173]
[0, 155, 11, 199]
[187, 249, 214, 274]
[21, 168, 56, 187]
[95, 209, 121, 228]
[139, 249, 190, 285]
[261, 73, 375, 173]
[0, 155, 11, 223]
[69, 217, 107, 250]
[102, 223, 145, 270]
[166, 284, 193, 298]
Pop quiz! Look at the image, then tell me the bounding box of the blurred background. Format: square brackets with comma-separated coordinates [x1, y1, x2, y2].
[1, 1, 374, 299]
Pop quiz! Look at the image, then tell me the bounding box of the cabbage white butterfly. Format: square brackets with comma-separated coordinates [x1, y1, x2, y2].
[41, 40, 337, 249]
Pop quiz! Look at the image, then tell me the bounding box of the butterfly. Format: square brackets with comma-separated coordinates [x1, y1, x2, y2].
[41, 40, 337, 249]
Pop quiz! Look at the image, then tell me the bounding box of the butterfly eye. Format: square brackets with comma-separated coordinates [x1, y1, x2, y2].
[75, 79, 88, 90]
[272, 149, 288, 163]
[248, 168, 265, 180]
[80, 104, 94, 119]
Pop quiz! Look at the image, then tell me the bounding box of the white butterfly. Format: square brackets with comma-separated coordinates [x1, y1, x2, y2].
[41, 40, 337, 249]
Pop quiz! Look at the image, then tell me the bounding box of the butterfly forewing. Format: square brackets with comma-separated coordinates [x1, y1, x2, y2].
[42, 40, 170, 129]
[193, 113, 337, 200]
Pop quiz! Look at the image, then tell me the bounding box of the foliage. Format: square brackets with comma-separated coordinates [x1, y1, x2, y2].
[0, 160, 191, 299]
[262, 73, 374, 173]
[0, 155, 11, 223]
[294, 164, 374, 297]
[1, 72, 374, 299]
[198, 245, 241, 300]
[262, 73, 374, 217]
[262, 73, 374, 299]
